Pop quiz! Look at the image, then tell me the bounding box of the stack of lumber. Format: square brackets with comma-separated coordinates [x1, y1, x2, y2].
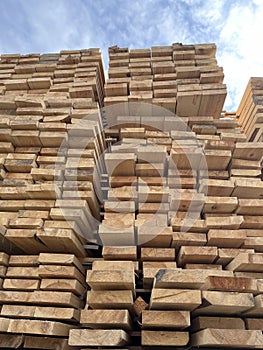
[105, 43, 226, 118]
[0, 43, 263, 350]
[100, 109, 263, 348]
[0, 49, 106, 256]
[236, 77, 263, 141]
[0, 252, 84, 349]
[69, 260, 135, 347]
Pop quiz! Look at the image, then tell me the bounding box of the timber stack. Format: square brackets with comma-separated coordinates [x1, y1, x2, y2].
[236, 77, 263, 142]
[0, 43, 262, 350]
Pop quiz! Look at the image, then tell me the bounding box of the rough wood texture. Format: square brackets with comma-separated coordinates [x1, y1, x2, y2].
[191, 328, 263, 348]
[150, 288, 201, 310]
[142, 310, 190, 329]
[194, 291, 254, 315]
[142, 330, 189, 346]
[80, 309, 132, 330]
[69, 329, 130, 346]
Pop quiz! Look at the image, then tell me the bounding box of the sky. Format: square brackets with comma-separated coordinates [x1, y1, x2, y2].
[0, 0, 262, 111]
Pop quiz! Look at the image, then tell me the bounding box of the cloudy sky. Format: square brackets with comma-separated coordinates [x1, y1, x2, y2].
[0, 0, 262, 110]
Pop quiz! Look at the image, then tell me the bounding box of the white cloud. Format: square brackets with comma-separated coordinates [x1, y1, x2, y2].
[217, 1, 263, 109]
[0, 0, 262, 111]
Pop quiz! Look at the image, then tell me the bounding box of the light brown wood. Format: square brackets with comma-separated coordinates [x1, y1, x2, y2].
[192, 316, 245, 331]
[86, 270, 135, 292]
[69, 329, 130, 346]
[0, 335, 23, 348]
[1, 304, 80, 322]
[143, 261, 177, 288]
[207, 229, 247, 248]
[226, 252, 263, 272]
[7, 318, 73, 336]
[153, 268, 233, 289]
[102, 246, 137, 260]
[194, 290, 254, 315]
[150, 288, 201, 310]
[141, 247, 175, 261]
[87, 290, 134, 310]
[202, 275, 258, 293]
[177, 246, 218, 266]
[23, 336, 74, 350]
[191, 328, 263, 348]
[142, 310, 190, 329]
[80, 309, 132, 330]
[142, 330, 189, 346]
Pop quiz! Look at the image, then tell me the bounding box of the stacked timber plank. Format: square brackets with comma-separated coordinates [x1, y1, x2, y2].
[0, 49, 106, 256]
[0, 253, 84, 350]
[105, 43, 226, 118]
[69, 260, 134, 347]
[0, 43, 263, 350]
[236, 77, 263, 141]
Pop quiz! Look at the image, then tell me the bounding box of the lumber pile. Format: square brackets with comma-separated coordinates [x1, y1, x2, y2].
[0, 253, 84, 349]
[105, 43, 226, 118]
[69, 260, 134, 347]
[0, 49, 106, 255]
[0, 43, 263, 349]
[236, 77, 263, 141]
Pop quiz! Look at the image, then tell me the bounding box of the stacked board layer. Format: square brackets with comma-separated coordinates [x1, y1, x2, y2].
[0, 43, 262, 350]
[0, 49, 106, 256]
[105, 43, 226, 118]
[236, 77, 263, 142]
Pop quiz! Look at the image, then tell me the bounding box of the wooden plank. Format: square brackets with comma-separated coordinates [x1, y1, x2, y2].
[86, 270, 135, 292]
[105, 153, 136, 176]
[202, 275, 258, 293]
[244, 295, 263, 316]
[217, 248, 255, 266]
[0, 252, 9, 266]
[143, 262, 177, 288]
[246, 318, 263, 330]
[172, 232, 207, 249]
[38, 265, 85, 285]
[40, 278, 85, 296]
[194, 290, 254, 315]
[0, 290, 81, 308]
[69, 329, 130, 347]
[192, 316, 245, 331]
[7, 318, 73, 336]
[200, 179, 234, 196]
[191, 328, 263, 348]
[37, 228, 86, 257]
[140, 248, 175, 261]
[233, 142, 263, 161]
[207, 229, 247, 248]
[232, 178, 263, 199]
[92, 260, 134, 271]
[226, 252, 263, 272]
[150, 288, 201, 310]
[87, 290, 134, 310]
[142, 330, 189, 346]
[3, 278, 40, 290]
[0, 334, 23, 348]
[177, 246, 218, 266]
[1, 304, 80, 322]
[203, 196, 238, 213]
[206, 215, 243, 230]
[142, 310, 190, 329]
[153, 268, 233, 289]
[80, 309, 132, 330]
[237, 199, 263, 215]
[8, 255, 38, 266]
[102, 246, 137, 260]
[38, 253, 84, 274]
[24, 336, 74, 350]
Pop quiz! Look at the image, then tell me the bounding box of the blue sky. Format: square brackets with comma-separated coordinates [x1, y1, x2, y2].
[0, 0, 262, 110]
